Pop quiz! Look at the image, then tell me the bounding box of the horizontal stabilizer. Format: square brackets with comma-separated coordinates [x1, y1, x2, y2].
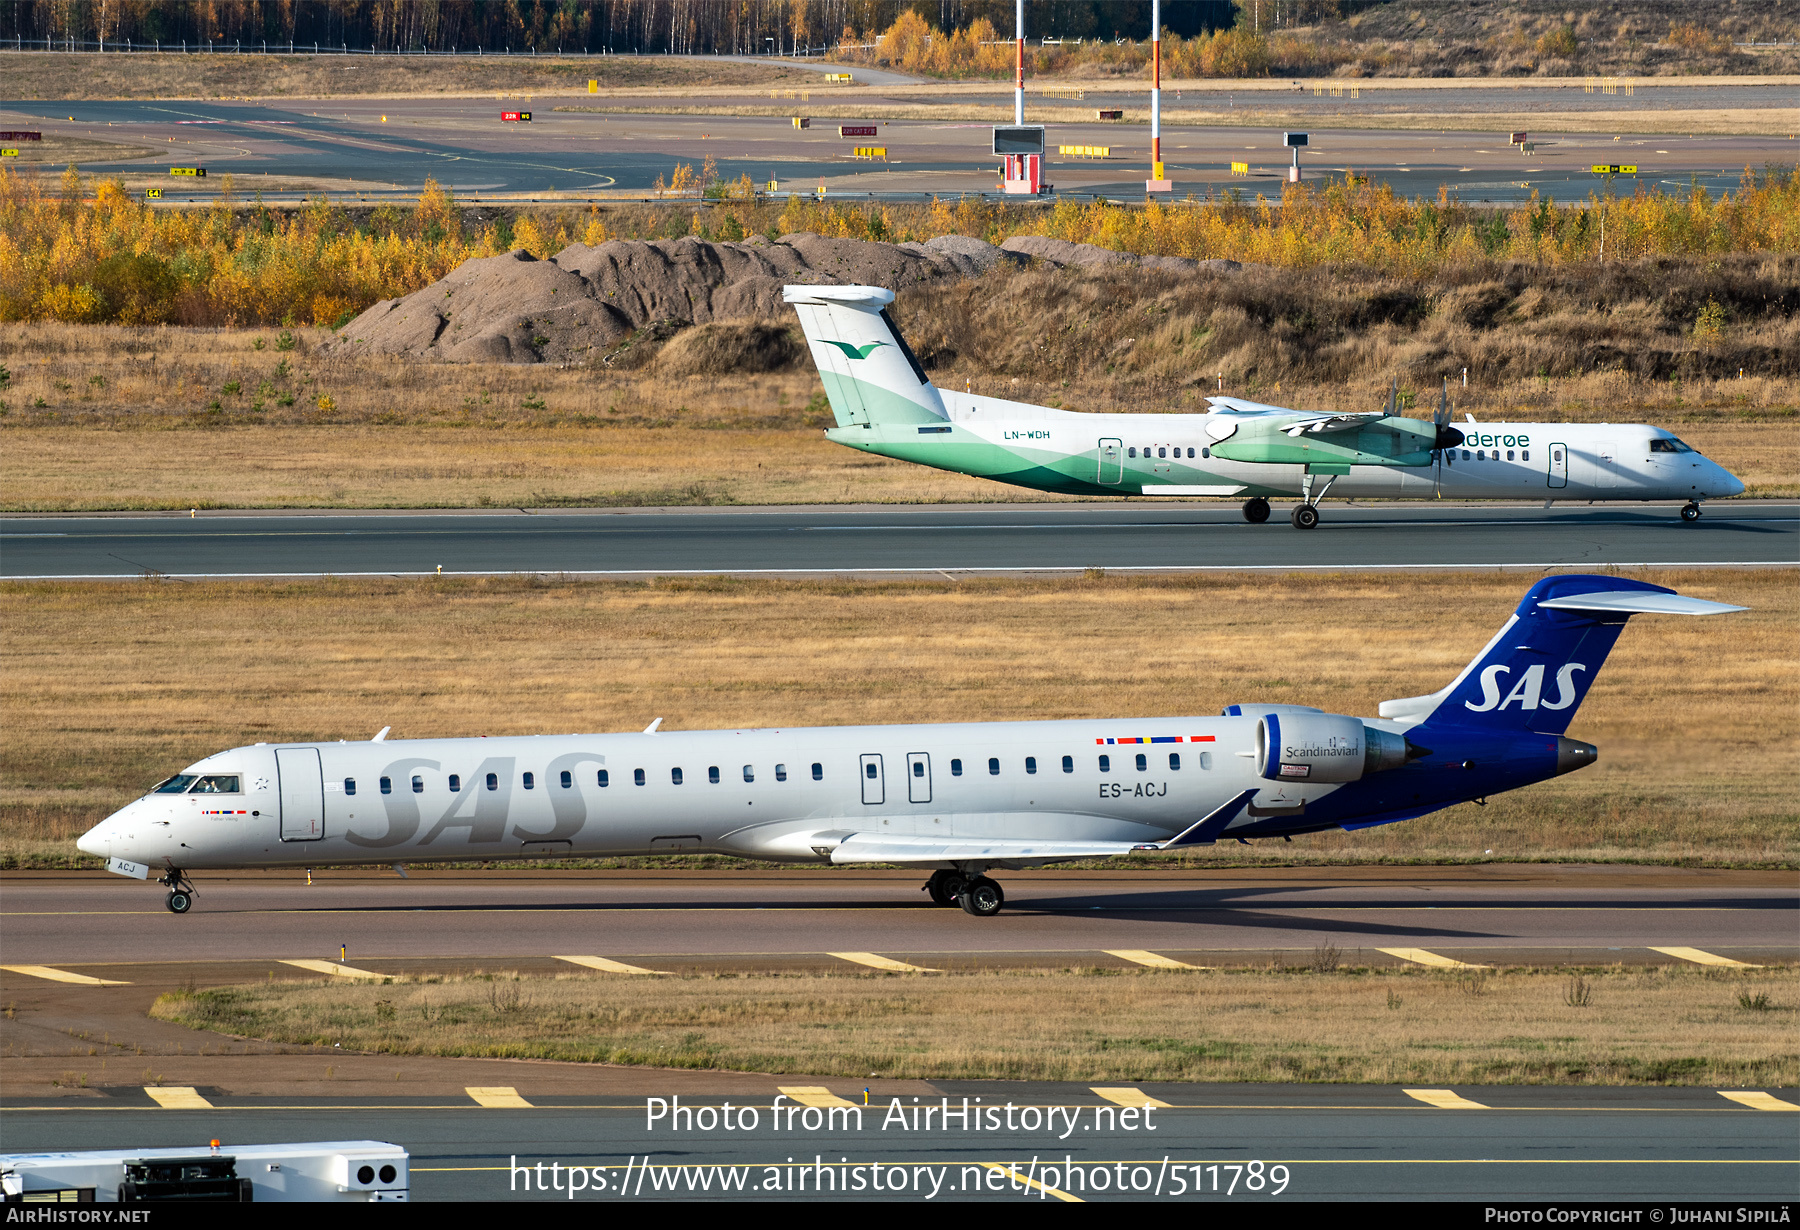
[783, 285, 895, 308]
[1537, 591, 1747, 617]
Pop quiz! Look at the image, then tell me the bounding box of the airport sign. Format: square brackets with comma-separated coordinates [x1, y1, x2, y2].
[1591, 164, 1638, 173]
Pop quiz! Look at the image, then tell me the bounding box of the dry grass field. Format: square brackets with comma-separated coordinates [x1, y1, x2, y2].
[148, 962, 1800, 1085]
[1, 321, 1793, 510]
[0, 51, 799, 101]
[3, 569, 1792, 869]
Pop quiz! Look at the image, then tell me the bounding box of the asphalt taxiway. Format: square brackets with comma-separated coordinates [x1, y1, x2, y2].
[5, 502, 1794, 578]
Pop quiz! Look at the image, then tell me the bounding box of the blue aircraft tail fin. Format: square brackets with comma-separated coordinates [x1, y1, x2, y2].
[1379, 575, 1745, 736]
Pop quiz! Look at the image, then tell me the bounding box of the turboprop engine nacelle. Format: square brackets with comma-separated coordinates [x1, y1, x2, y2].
[1254, 711, 1418, 783]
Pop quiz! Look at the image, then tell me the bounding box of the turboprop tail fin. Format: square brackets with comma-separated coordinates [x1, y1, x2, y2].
[784, 284, 946, 428]
[1378, 575, 1746, 735]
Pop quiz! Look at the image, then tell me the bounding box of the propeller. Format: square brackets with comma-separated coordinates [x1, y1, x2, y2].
[1432, 377, 1465, 451]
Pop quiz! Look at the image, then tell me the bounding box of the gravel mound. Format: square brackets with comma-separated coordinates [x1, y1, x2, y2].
[999, 235, 1250, 276]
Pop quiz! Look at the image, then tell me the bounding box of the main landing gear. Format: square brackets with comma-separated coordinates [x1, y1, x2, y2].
[923, 869, 1006, 917]
[1681, 502, 1702, 523]
[1241, 497, 1270, 524]
[159, 867, 196, 914]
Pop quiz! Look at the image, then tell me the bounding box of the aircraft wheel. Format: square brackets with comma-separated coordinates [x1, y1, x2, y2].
[166, 890, 192, 914]
[925, 871, 965, 907]
[1290, 504, 1320, 530]
[1242, 497, 1270, 524]
[1680, 502, 1701, 523]
[958, 877, 1005, 917]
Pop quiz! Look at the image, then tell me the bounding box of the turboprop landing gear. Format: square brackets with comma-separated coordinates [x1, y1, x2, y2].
[1681, 502, 1702, 523]
[957, 876, 1005, 917]
[924, 869, 967, 907]
[1242, 497, 1270, 524]
[1290, 471, 1336, 530]
[159, 868, 195, 915]
[1290, 504, 1320, 530]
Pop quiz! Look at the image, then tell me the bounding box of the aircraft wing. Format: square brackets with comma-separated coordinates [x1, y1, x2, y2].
[825, 833, 1152, 867]
[1278, 412, 1389, 437]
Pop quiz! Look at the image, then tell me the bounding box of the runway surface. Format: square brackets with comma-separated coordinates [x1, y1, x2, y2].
[3, 868, 1792, 966]
[4, 89, 1792, 202]
[4, 502, 1793, 578]
[5, 1088, 1795, 1202]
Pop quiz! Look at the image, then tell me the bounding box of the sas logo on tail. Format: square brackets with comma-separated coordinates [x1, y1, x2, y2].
[823, 340, 889, 361]
[1465, 663, 1587, 712]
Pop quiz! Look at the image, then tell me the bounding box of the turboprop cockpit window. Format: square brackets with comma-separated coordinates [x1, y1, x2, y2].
[1650, 437, 1694, 453]
[153, 775, 197, 794]
[191, 775, 241, 794]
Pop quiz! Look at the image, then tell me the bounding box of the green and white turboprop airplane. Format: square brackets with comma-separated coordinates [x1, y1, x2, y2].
[784, 285, 1744, 528]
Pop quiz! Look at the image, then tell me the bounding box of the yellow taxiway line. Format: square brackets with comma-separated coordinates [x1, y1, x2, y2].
[553, 955, 667, 975]
[0, 964, 131, 986]
[1378, 948, 1492, 970]
[278, 958, 385, 979]
[1650, 946, 1762, 968]
[778, 1086, 859, 1109]
[466, 1086, 534, 1108]
[1091, 1087, 1174, 1109]
[1719, 1091, 1798, 1111]
[1105, 949, 1209, 970]
[1403, 1089, 1492, 1109]
[829, 952, 940, 972]
[144, 1086, 214, 1109]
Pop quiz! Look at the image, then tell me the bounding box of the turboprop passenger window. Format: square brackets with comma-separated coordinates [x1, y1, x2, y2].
[1170, 753, 1181, 770]
[411, 775, 423, 793]
[1062, 755, 1073, 773]
[448, 774, 460, 792]
[671, 768, 683, 785]
[811, 763, 823, 781]
[1188, 448, 1196, 458]
[1522, 450, 1529, 461]
[951, 759, 963, 776]
[486, 773, 498, 791]
[193, 775, 240, 793]
[634, 769, 645, 786]
[1462, 450, 1471, 460]
[153, 775, 197, 794]
[988, 758, 1000, 775]
[380, 777, 392, 795]
[1025, 757, 1037, 775]
[863, 764, 875, 780]
[560, 770, 572, 789]
[1128, 447, 1137, 458]
[345, 778, 357, 795]
[1158, 447, 1167, 458]
[745, 765, 756, 783]
[1507, 450, 1515, 460]
[1201, 447, 1211, 459]
[1098, 755, 1111, 772]
[913, 762, 925, 778]
[709, 766, 720, 784]
[1135, 753, 1148, 772]
[523, 772, 535, 790]
[597, 770, 610, 787]
[775, 764, 787, 781]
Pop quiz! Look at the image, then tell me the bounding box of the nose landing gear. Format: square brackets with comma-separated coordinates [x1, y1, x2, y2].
[1680, 502, 1702, 522]
[159, 868, 196, 914]
[1290, 504, 1320, 530]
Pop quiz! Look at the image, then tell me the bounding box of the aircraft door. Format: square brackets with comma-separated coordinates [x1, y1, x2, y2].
[906, 753, 932, 804]
[1547, 442, 1568, 488]
[1097, 438, 1123, 484]
[859, 754, 885, 805]
[275, 747, 324, 842]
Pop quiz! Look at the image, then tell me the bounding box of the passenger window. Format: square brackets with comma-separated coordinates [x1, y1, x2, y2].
[1128, 447, 1137, 457]
[380, 776, 392, 795]
[486, 772, 498, 791]
[597, 769, 610, 787]
[1199, 751, 1213, 770]
[560, 770, 572, 789]
[811, 762, 823, 781]
[775, 764, 787, 781]
[1135, 753, 1148, 772]
[709, 766, 720, 784]
[951, 758, 963, 776]
[1522, 450, 1529, 461]
[745, 765, 756, 783]
[1462, 450, 1471, 460]
[1062, 755, 1073, 773]
[448, 774, 459, 792]
[1025, 756, 1037, 775]
[988, 757, 1000, 775]
[1157, 447, 1166, 458]
[1507, 450, 1515, 460]
[913, 761, 925, 777]
[344, 777, 357, 795]
[634, 768, 645, 786]
[671, 768, 683, 785]
[1201, 447, 1211, 459]
[864, 764, 876, 780]
[1099, 755, 1111, 772]
[411, 775, 423, 794]
[1188, 447, 1196, 458]
[1169, 753, 1181, 770]
[522, 772, 534, 790]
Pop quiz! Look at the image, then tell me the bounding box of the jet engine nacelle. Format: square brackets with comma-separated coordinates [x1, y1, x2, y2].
[1255, 711, 1415, 783]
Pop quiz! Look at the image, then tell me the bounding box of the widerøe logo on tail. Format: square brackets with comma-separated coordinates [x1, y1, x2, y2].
[823, 340, 889, 361]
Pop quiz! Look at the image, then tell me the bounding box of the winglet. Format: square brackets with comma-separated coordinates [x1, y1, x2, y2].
[371, 726, 390, 742]
[643, 718, 662, 734]
[1160, 789, 1259, 849]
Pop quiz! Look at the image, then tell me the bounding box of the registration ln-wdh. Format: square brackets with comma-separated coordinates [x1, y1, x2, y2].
[79, 576, 1742, 916]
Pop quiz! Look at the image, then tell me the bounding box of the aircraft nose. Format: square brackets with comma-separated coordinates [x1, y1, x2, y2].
[76, 819, 111, 858]
[1720, 466, 1746, 497]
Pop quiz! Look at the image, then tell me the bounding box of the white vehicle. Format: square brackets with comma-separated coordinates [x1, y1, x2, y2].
[78, 577, 1741, 917]
[785, 285, 1745, 528]
[1, 1141, 407, 1202]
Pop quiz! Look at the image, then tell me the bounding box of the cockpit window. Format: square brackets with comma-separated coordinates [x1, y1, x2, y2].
[1650, 437, 1694, 453]
[152, 775, 197, 794]
[191, 775, 241, 794]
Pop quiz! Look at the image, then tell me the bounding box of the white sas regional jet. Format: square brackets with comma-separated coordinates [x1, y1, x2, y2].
[785, 285, 1744, 529]
[80, 576, 1741, 917]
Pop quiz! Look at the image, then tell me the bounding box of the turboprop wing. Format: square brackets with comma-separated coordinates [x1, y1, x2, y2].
[1202, 381, 1464, 470]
